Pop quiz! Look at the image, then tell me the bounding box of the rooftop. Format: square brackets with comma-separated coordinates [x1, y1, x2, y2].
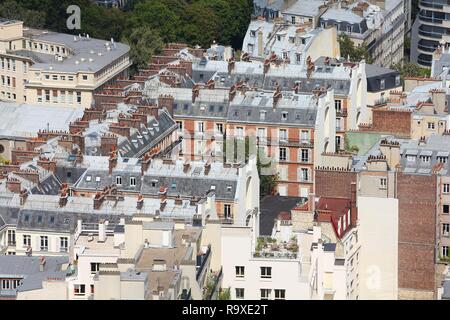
[0, 102, 83, 139]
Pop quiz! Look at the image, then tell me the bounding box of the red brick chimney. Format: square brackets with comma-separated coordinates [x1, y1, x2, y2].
[37, 156, 57, 174]
[137, 194, 144, 210]
[108, 146, 118, 175]
[141, 153, 152, 176]
[101, 134, 118, 157]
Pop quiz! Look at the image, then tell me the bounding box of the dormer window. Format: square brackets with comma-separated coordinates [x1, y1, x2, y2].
[95, 176, 101, 182]
[406, 155, 416, 162]
[277, 35, 281, 41]
[130, 177, 136, 187]
[380, 79, 385, 90]
[282, 112, 288, 120]
[86, 176, 92, 182]
[116, 176, 122, 185]
[420, 155, 431, 163]
[250, 30, 256, 37]
[347, 25, 352, 33]
[260, 111, 266, 121]
[438, 156, 448, 164]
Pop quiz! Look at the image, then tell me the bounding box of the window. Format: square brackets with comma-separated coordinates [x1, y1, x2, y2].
[301, 130, 309, 142]
[82, 75, 88, 81]
[260, 267, 272, 279]
[224, 204, 231, 219]
[76, 92, 81, 104]
[216, 123, 223, 134]
[428, 122, 435, 130]
[116, 176, 122, 185]
[301, 168, 309, 182]
[176, 121, 183, 132]
[444, 204, 449, 214]
[279, 147, 287, 161]
[444, 184, 450, 194]
[90, 263, 100, 274]
[86, 176, 92, 182]
[68, 76, 74, 81]
[236, 288, 245, 299]
[250, 30, 256, 37]
[45, 74, 50, 80]
[438, 157, 448, 164]
[40, 236, 48, 251]
[259, 111, 266, 120]
[443, 223, 449, 236]
[296, 53, 302, 64]
[74, 284, 86, 296]
[420, 155, 431, 163]
[130, 177, 136, 187]
[380, 178, 387, 189]
[260, 289, 271, 300]
[406, 155, 416, 162]
[443, 246, 449, 257]
[197, 122, 204, 133]
[335, 100, 342, 113]
[23, 235, 31, 247]
[282, 51, 288, 60]
[52, 75, 58, 81]
[279, 129, 287, 141]
[282, 112, 288, 120]
[291, 16, 296, 24]
[301, 149, 309, 163]
[60, 237, 68, 252]
[347, 25, 352, 33]
[61, 75, 66, 81]
[236, 127, 244, 138]
[395, 75, 401, 86]
[45, 90, 50, 102]
[7, 230, 16, 245]
[275, 289, 286, 300]
[380, 79, 385, 90]
[235, 266, 245, 278]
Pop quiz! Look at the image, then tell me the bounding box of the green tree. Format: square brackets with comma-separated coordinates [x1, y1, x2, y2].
[218, 287, 231, 300]
[127, 1, 182, 43]
[0, 0, 46, 28]
[338, 33, 372, 63]
[182, 2, 220, 48]
[121, 26, 163, 72]
[391, 62, 431, 79]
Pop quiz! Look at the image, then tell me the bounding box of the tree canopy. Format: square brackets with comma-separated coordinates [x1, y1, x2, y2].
[0, 0, 253, 73]
[338, 34, 372, 63]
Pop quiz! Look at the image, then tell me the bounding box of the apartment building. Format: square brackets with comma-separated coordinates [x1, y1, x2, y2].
[221, 209, 348, 300]
[411, 0, 450, 67]
[242, 19, 341, 64]
[0, 19, 131, 108]
[0, 255, 68, 300]
[319, 0, 405, 67]
[0, 102, 83, 161]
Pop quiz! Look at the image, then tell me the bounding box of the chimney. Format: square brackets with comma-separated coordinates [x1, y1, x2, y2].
[137, 194, 144, 210]
[228, 57, 236, 74]
[93, 192, 105, 210]
[98, 219, 106, 242]
[39, 256, 46, 272]
[192, 84, 200, 103]
[263, 59, 270, 74]
[6, 178, 21, 194]
[350, 182, 358, 227]
[175, 195, 183, 206]
[19, 189, 28, 205]
[229, 84, 237, 102]
[59, 185, 69, 207]
[109, 146, 118, 175]
[258, 30, 264, 57]
[37, 156, 57, 174]
[101, 134, 118, 156]
[273, 85, 282, 108]
[204, 158, 212, 175]
[141, 153, 152, 176]
[183, 160, 191, 173]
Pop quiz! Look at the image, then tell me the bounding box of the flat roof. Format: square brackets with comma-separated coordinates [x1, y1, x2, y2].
[0, 102, 84, 139]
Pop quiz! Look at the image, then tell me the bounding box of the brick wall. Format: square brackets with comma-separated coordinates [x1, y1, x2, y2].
[361, 109, 412, 137]
[315, 168, 357, 198]
[397, 173, 437, 296]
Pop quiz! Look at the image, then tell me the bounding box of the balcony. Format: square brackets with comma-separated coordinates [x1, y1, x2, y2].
[253, 236, 299, 260]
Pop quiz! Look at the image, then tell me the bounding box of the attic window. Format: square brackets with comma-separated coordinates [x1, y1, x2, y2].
[184, 104, 189, 110]
[282, 112, 288, 120]
[50, 216, 55, 224]
[151, 180, 158, 187]
[173, 103, 178, 110]
[24, 215, 30, 222]
[227, 186, 232, 192]
[171, 182, 177, 189]
[260, 111, 266, 120]
[64, 218, 70, 224]
[211, 185, 216, 191]
[218, 105, 224, 112]
[37, 216, 43, 223]
[86, 176, 92, 182]
[209, 105, 214, 112]
[95, 176, 101, 182]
